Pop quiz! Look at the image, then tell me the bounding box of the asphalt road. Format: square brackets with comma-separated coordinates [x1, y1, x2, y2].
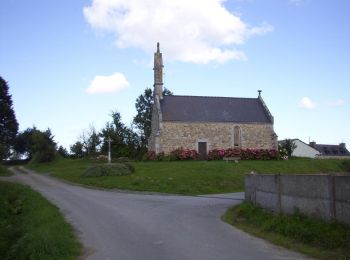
[3, 167, 309, 260]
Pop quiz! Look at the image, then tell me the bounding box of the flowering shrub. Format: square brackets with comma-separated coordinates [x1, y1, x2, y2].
[209, 148, 279, 160]
[144, 151, 156, 160]
[144, 148, 199, 161]
[156, 152, 165, 161]
[145, 148, 278, 161]
[171, 148, 199, 160]
[208, 149, 225, 160]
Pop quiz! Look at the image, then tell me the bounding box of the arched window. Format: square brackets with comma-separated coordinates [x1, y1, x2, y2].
[234, 126, 241, 147]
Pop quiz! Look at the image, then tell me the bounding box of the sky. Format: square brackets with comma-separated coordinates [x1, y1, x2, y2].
[1, 0, 349, 150]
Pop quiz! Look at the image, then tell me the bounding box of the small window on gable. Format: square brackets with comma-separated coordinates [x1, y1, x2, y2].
[234, 126, 241, 147]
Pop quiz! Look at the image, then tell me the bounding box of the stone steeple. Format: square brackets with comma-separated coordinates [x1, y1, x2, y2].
[153, 42, 163, 99]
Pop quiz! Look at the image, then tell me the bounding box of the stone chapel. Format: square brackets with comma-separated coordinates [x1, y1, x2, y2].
[148, 43, 278, 159]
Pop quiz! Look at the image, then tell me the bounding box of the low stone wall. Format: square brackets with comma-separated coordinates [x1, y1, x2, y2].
[245, 173, 350, 225]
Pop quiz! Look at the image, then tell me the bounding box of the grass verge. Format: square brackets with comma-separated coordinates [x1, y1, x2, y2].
[27, 158, 348, 195]
[0, 164, 12, 176]
[0, 181, 81, 259]
[222, 202, 350, 260]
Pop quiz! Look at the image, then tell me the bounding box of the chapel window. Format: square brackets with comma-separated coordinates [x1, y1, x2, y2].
[234, 126, 241, 147]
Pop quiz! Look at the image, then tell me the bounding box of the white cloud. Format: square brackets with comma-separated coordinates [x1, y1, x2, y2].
[299, 97, 316, 109]
[83, 0, 273, 64]
[86, 72, 129, 94]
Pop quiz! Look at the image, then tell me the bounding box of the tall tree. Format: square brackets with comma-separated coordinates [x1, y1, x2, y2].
[100, 111, 139, 158]
[14, 127, 56, 162]
[133, 87, 172, 149]
[0, 76, 19, 160]
[70, 141, 84, 158]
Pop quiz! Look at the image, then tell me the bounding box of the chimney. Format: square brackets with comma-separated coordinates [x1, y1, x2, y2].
[309, 141, 316, 148]
[339, 143, 346, 149]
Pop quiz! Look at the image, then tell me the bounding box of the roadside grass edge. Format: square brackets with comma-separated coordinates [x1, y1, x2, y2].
[0, 164, 12, 176]
[222, 202, 350, 260]
[0, 181, 82, 259]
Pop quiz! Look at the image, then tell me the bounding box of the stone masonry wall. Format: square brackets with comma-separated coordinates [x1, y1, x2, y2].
[157, 122, 277, 154]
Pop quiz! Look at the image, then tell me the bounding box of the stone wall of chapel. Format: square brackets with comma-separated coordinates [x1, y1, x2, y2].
[157, 122, 277, 154]
[148, 103, 160, 152]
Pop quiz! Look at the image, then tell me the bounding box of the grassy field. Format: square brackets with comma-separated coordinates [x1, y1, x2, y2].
[0, 164, 11, 176]
[0, 181, 81, 260]
[27, 158, 348, 195]
[222, 203, 350, 260]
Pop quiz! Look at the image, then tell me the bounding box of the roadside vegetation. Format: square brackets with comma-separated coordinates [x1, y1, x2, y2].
[0, 164, 11, 176]
[222, 202, 350, 260]
[27, 157, 348, 195]
[0, 181, 81, 259]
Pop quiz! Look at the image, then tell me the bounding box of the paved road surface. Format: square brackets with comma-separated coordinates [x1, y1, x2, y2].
[2, 167, 309, 260]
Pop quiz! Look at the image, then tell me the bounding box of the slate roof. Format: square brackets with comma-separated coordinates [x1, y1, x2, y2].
[314, 144, 350, 156]
[160, 95, 272, 123]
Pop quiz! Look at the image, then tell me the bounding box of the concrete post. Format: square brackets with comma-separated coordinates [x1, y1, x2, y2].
[328, 174, 336, 219]
[253, 173, 257, 205]
[277, 174, 282, 214]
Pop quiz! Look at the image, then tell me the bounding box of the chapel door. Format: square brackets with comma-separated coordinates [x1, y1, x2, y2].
[198, 142, 207, 160]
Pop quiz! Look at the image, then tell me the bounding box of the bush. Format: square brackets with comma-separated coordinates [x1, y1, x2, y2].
[31, 150, 56, 163]
[144, 149, 199, 161]
[92, 155, 108, 163]
[82, 163, 133, 177]
[143, 151, 156, 161]
[208, 149, 225, 160]
[113, 157, 130, 163]
[170, 148, 199, 160]
[208, 148, 279, 160]
[156, 152, 165, 161]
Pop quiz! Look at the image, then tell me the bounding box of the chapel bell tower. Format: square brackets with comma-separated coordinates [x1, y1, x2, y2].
[153, 42, 163, 99]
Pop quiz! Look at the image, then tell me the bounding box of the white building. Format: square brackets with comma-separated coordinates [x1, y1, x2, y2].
[292, 139, 320, 158]
[279, 139, 320, 158]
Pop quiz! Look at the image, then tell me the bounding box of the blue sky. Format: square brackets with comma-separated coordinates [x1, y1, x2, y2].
[1, 0, 349, 150]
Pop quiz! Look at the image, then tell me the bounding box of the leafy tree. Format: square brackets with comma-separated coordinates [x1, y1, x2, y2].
[0, 76, 19, 160]
[279, 139, 297, 158]
[70, 141, 84, 158]
[100, 111, 140, 158]
[31, 129, 56, 162]
[75, 125, 101, 158]
[133, 87, 172, 149]
[57, 146, 69, 158]
[14, 127, 56, 162]
[84, 125, 101, 157]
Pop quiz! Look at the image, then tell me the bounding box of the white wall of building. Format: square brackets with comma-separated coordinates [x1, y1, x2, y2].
[292, 139, 320, 158]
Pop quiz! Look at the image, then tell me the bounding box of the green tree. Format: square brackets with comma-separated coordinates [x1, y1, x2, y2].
[133, 87, 172, 150]
[70, 141, 84, 158]
[100, 111, 140, 158]
[0, 76, 19, 160]
[57, 146, 69, 158]
[73, 125, 102, 158]
[279, 139, 297, 158]
[84, 125, 101, 157]
[14, 127, 56, 162]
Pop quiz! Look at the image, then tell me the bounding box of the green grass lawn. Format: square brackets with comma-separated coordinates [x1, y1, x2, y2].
[0, 181, 81, 259]
[222, 202, 350, 260]
[0, 164, 12, 176]
[27, 158, 348, 195]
